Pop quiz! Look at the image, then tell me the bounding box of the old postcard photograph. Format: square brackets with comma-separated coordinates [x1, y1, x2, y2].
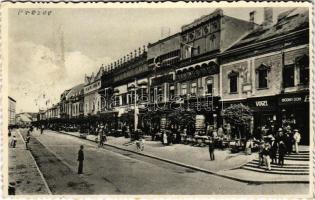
[1, 1, 313, 197]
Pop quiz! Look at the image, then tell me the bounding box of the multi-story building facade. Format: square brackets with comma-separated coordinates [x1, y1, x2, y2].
[146, 33, 181, 130]
[100, 46, 149, 131]
[59, 89, 71, 119]
[84, 68, 103, 116]
[46, 104, 60, 120]
[173, 8, 255, 133]
[36, 8, 310, 145]
[220, 8, 309, 144]
[8, 96, 16, 127]
[66, 84, 84, 118]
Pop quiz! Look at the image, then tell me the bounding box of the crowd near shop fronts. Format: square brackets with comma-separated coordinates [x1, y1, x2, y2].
[36, 8, 310, 145]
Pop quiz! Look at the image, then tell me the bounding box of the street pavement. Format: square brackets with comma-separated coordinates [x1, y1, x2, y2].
[16, 129, 310, 195]
[59, 130, 310, 183]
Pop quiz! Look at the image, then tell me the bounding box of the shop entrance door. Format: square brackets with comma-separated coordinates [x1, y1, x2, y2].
[254, 112, 275, 135]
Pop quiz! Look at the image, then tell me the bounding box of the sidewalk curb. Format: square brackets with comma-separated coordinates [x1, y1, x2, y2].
[17, 130, 52, 195]
[58, 131, 309, 184]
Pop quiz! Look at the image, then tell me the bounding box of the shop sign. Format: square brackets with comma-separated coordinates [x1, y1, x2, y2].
[247, 97, 276, 111]
[278, 94, 309, 105]
[255, 100, 268, 107]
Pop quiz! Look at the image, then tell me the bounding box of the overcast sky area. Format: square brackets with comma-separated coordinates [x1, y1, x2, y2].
[8, 6, 295, 113]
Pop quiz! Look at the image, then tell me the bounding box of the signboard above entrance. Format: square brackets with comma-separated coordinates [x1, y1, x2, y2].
[278, 93, 309, 105]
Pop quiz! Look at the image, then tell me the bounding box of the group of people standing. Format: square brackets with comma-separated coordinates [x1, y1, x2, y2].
[257, 126, 301, 170]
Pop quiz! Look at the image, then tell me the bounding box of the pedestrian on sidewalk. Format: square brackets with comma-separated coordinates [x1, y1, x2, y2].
[135, 135, 144, 152]
[208, 139, 215, 161]
[162, 131, 168, 145]
[278, 140, 286, 167]
[97, 125, 103, 148]
[270, 137, 277, 164]
[139, 136, 145, 151]
[245, 137, 253, 155]
[284, 130, 292, 155]
[10, 135, 17, 148]
[77, 145, 84, 174]
[258, 140, 264, 167]
[40, 125, 44, 135]
[293, 129, 301, 154]
[262, 143, 271, 171]
[25, 135, 30, 150]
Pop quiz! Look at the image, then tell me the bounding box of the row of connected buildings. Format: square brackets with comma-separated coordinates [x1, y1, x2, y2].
[39, 8, 310, 144]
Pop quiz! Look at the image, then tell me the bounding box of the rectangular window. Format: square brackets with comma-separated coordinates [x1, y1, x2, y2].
[206, 79, 213, 95]
[283, 65, 295, 88]
[122, 93, 127, 105]
[181, 83, 187, 95]
[300, 66, 309, 85]
[150, 88, 154, 103]
[190, 82, 197, 95]
[192, 46, 200, 57]
[169, 85, 175, 100]
[157, 86, 164, 102]
[297, 55, 309, 85]
[258, 69, 268, 88]
[185, 46, 192, 59]
[115, 96, 120, 106]
[230, 76, 238, 93]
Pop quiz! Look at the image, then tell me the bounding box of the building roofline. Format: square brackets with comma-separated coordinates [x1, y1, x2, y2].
[148, 32, 181, 48]
[220, 28, 309, 57]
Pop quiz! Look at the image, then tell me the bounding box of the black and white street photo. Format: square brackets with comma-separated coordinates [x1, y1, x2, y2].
[4, 2, 312, 197]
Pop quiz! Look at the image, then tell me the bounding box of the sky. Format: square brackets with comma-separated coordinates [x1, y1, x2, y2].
[8, 6, 295, 113]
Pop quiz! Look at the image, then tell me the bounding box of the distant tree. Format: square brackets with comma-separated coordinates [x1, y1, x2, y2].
[168, 109, 196, 128]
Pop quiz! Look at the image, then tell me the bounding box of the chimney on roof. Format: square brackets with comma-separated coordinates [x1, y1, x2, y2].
[263, 7, 273, 27]
[249, 11, 256, 23]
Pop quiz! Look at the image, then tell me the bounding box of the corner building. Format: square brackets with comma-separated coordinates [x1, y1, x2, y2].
[220, 8, 310, 144]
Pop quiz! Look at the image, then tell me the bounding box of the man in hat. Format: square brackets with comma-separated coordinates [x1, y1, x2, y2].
[258, 140, 264, 167]
[278, 140, 286, 167]
[77, 145, 84, 174]
[208, 139, 215, 161]
[262, 143, 271, 170]
[269, 136, 277, 164]
[293, 129, 301, 154]
[276, 128, 284, 144]
[284, 128, 293, 155]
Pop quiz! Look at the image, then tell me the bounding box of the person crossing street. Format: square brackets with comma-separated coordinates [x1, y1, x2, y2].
[77, 145, 84, 174]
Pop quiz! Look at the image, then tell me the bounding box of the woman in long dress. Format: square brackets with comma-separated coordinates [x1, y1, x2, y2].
[163, 131, 168, 145]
